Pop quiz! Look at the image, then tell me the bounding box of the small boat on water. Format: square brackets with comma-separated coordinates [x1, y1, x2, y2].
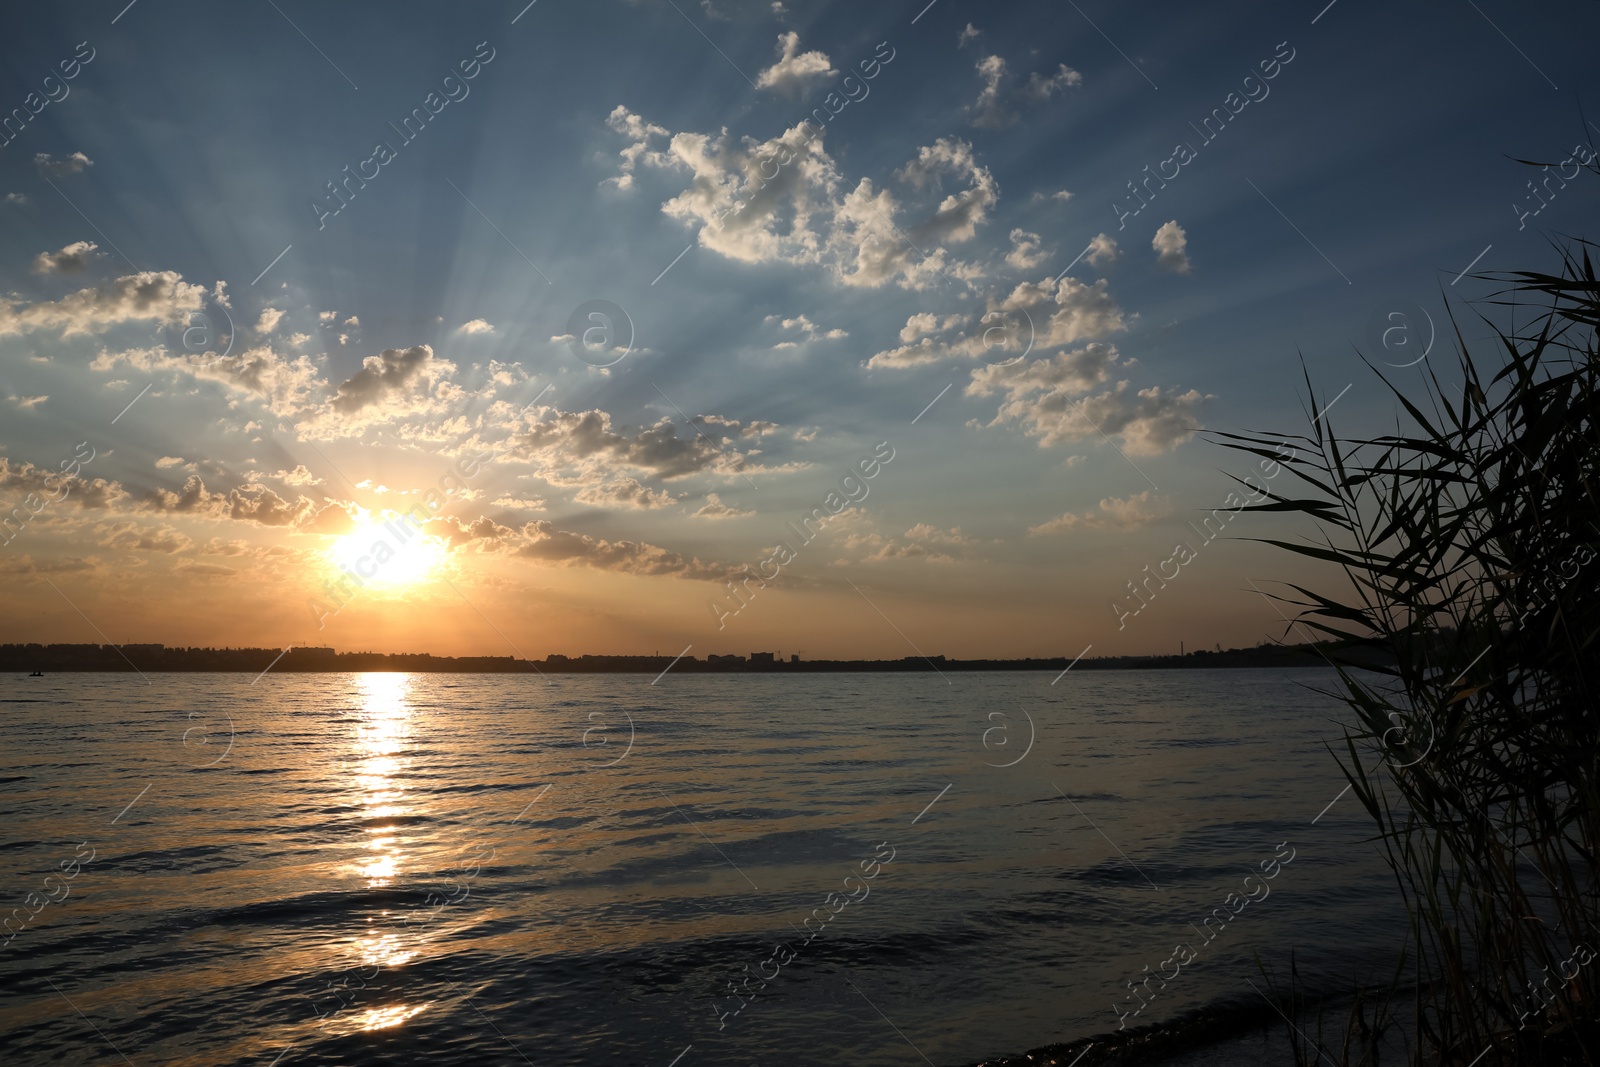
[28, 671, 43, 677]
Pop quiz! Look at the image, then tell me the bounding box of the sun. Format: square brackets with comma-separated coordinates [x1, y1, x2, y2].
[328, 521, 447, 588]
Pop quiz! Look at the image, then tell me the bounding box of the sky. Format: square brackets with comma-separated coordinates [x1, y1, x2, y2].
[0, 0, 1596, 660]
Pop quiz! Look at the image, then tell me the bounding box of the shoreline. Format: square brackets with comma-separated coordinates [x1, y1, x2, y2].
[1, 642, 1364, 675]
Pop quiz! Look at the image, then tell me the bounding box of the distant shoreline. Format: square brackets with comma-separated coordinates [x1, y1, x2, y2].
[3, 642, 1367, 674]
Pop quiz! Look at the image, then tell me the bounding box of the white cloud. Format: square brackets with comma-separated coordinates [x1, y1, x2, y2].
[33, 151, 93, 178]
[1153, 220, 1191, 273]
[976, 367, 1209, 456]
[505, 407, 763, 482]
[91, 343, 326, 423]
[967, 342, 1125, 404]
[866, 273, 1124, 371]
[767, 313, 847, 347]
[1024, 63, 1084, 100]
[328, 344, 455, 416]
[970, 54, 1014, 128]
[1000, 275, 1128, 348]
[3, 192, 27, 205]
[1005, 228, 1047, 271]
[457, 318, 496, 335]
[1028, 490, 1169, 534]
[343, 315, 359, 327]
[32, 240, 100, 274]
[0, 271, 206, 338]
[1085, 232, 1120, 269]
[756, 32, 836, 94]
[318, 310, 338, 324]
[605, 111, 997, 290]
[256, 307, 285, 334]
[267, 464, 321, 486]
[155, 456, 186, 469]
[492, 495, 547, 511]
[958, 23, 981, 47]
[693, 493, 754, 519]
[7, 395, 48, 409]
[574, 479, 677, 510]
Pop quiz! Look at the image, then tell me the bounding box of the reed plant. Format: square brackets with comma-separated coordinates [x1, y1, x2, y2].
[1220, 152, 1600, 1065]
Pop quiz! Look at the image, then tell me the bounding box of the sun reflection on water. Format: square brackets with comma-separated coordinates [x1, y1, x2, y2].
[316, 673, 430, 1035]
[353, 673, 413, 889]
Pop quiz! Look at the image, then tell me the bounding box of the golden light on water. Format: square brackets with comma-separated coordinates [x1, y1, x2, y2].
[352, 673, 413, 889]
[315, 674, 429, 1036]
[355, 1003, 430, 1031]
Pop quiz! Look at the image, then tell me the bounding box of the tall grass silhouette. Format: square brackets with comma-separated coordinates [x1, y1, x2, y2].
[1219, 150, 1599, 1065]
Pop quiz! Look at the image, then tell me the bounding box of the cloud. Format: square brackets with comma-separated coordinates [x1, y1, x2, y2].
[693, 492, 754, 519]
[343, 315, 359, 327]
[504, 407, 758, 481]
[603, 105, 674, 192]
[318, 310, 338, 324]
[432, 516, 727, 580]
[767, 312, 847, 347]
[966, 342, 1125, 403]
[0, 555, 99, 577]
[329, 344, 451, 414]
[33, 151, 93, 178]
[1085, 232, 1120, 269]
[971, 356, 1209, 455]
[893, 138, 998, 245]
[266, 464, 321, 486]
[97, 521, 193, 554]
[1028, 490, 1170, 535]
[0, 271, 206, 338]
[756, 32, 836, 93]
[1153, 220, 1191, 273]
[573, 479, 677, 510]
[256, 307, 285, 333]
[0, 456, 130, 510]
[457, 318, 495, 335]
[868, 273, 1126, 372]
[970, 58, 1081, 127]
[999, 275, 1127, 348]
[155, 456, 186, 469]
[492, 495, 547, 510]
[7, 395, 48, 409]
[970, 55, 1015, 128]
[846, 523, 976, 564]
[91, 342, 325, 422]
[1005, 228, 1047, 271]
[32, 240, 100, 275]
[300, 500, 359, 535]
[958, 23, 981, 47]
[605, 111, 996, 290]
[1024, 63, 1084, 100]
[3, 192, 27, 205]
[514, 520, 726, 578]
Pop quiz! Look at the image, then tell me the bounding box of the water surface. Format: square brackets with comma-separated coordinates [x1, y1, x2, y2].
[0, 670, 1398, 1065]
